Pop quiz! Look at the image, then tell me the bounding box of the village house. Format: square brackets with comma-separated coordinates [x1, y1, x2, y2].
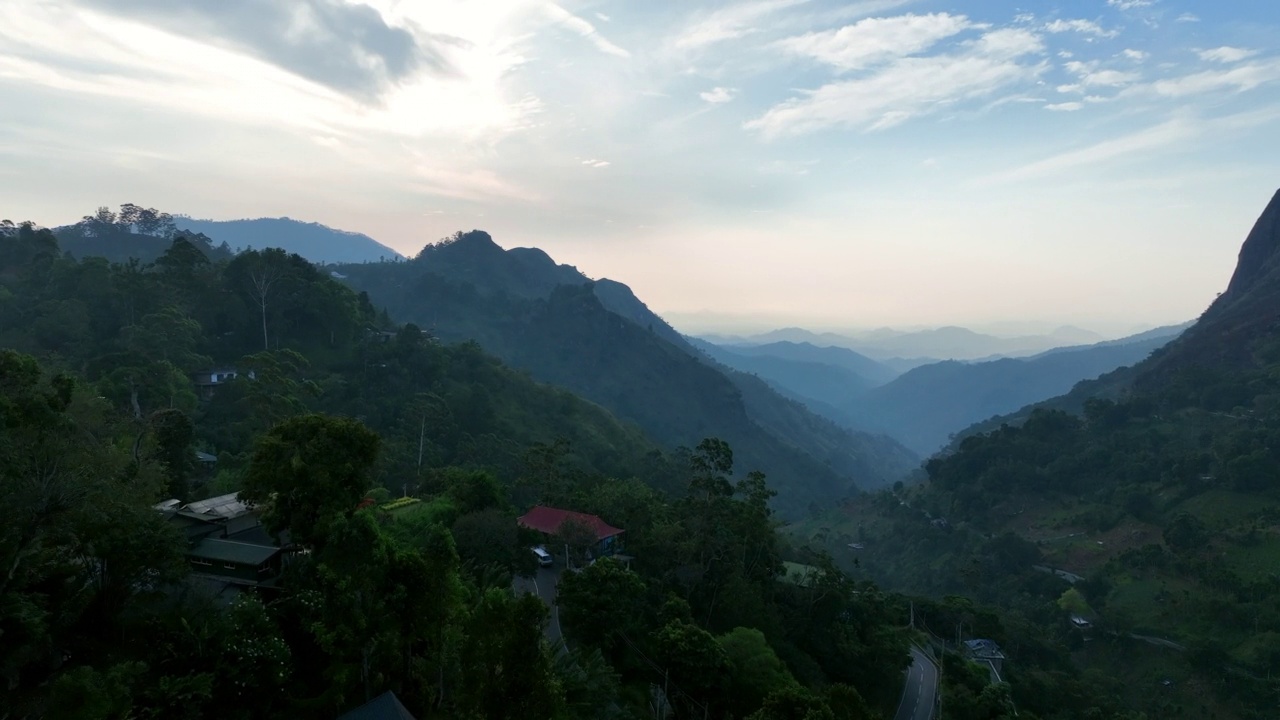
[517, 505, 625, 566]
[964, 639, 1006, 682]
[192, 368, 254, 398]
[155, 492, 287, 602]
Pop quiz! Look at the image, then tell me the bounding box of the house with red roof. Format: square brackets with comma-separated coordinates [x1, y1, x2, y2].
[517, 505, 625, 563]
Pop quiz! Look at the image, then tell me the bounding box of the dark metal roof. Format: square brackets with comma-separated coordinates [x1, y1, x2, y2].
[188, 538, 281, 566]
[337, 691, 417, 720]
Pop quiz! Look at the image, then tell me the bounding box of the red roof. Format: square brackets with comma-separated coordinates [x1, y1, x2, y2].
[517, 506, 624, 541]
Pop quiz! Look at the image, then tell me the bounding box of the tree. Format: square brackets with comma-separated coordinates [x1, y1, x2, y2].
[557, 558, 648, 664]
[654, 619, 730, 714]
[745, 684, 834, 720]
[718, 627, 797, 718]
[240, 413, 380, 547]
[457, 589, 563, 720]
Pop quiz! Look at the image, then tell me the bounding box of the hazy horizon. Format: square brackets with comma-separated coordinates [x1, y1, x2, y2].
[4, 0, 1277, 332]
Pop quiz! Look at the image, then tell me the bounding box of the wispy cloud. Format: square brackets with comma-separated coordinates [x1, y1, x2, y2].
[673, 0, 808, 51]
[1106, 0, 1154, 10]
[747, 28, 1047, 137]
[977, 118, 1194, 185]
[777, 13, 975, 71]
[1045, 101, 1083, 111]
[1150, 59, 1280, 97]
[700, 87, 736, 103]
[1044, 19, 1117, 38]
[543, 4, 629, 58]
[1064, 60, 1140, 87]
[1175, 13, 1199, 23]
[1197, 46, 1256, 64]
[1122, 49, 1147, 61]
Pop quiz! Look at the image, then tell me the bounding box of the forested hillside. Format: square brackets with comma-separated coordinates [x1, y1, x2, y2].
[332, 230, 917, 514]
[793, 190, 1280, 719]
[2, 211, 1163, 719]
[174, 216, 404, 264]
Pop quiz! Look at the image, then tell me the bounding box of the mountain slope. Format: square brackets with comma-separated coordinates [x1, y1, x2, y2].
[708, 340, 898, 385]
[797, 189, 1280, 719]
[688, 338, 884, 411]
[848, 329, 1183, 455]
[333, 232, 917, 516]
[175, 216, 404, 264]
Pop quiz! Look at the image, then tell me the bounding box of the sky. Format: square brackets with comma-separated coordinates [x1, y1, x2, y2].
[2, 0, 1279, 336]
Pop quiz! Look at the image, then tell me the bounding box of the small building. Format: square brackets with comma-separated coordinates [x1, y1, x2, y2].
[964, 639, 1005, 681]
[1070, 614, 1093, 630]
[517, 505, 625, 560]
[192, 368, 254, 398]
[187, 538, 283, 585]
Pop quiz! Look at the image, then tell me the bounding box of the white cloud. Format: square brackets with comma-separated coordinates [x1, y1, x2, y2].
[746, 28, 1046, 137]
[1122, 49, 1147, 61]
[700, 86, 736, 103]
[1151, 59, 1280, 97]
[595, 12, 610, 22]
[673, 0, 808, 50]
[1175, 13, 1199, 23]
[1065, 60, 1140, 87]
[1044, 19, 1117, 38]
[543, 4, 630, 58]
[778, 13, 975, 71]
[1045, 102, 1083, 111]
[580, 158, 611, 168]
[1197, 47, 1257, 64]
[1057, 83, 1083, 93]
[1106, 0, 1154, 10]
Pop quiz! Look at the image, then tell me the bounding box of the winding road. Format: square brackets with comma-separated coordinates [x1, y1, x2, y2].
[893, 646, 939, 720]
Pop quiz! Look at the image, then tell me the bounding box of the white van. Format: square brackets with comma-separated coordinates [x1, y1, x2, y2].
[532, 546, 553, 567]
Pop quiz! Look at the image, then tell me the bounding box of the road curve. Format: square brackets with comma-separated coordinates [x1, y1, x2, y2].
[893, 646, 939, 720]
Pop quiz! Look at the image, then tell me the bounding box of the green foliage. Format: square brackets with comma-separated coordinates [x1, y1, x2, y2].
[241, 413, 380, 546]
[718, 626, 797, 718]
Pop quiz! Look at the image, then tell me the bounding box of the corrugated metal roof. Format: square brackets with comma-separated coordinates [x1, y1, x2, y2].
[189, 538, 280, 566]
[338, 691, 417, 720]
[182, 493, 250, 518]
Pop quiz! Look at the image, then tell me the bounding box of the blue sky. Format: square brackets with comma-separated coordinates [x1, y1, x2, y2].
[2, 0, 1278, 334]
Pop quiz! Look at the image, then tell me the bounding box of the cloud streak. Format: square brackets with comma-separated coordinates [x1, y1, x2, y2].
[778, 13, 974, 71]
[747, 28, 1046, 137]
[544, 4, 630, 58]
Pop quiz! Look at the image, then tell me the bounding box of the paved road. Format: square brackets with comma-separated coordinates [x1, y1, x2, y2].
[893, 646, 939, 720]
[513, 566, 565, 648]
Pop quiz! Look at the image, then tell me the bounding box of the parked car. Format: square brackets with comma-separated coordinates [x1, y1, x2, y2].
[532, 546, 553, 567]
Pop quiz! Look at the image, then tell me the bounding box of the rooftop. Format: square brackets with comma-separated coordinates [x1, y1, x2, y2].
[183, 492, 251, 519]
[517, 505, 624, 541]
[338, 691, 417, 720]
[964, 639, 1005, 659]
[188, 538, 281, 566]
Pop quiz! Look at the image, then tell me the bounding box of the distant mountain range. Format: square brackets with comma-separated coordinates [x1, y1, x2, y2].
[174, 217, 404, 264]
[700, 324, 1113, 364]
[843, 326, 1186, 454]
[693, 324, 1187, 457]
[328, 231, 918, 517]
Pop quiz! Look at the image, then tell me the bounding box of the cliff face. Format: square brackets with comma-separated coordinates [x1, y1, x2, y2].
[1137, 189, 1280, 387]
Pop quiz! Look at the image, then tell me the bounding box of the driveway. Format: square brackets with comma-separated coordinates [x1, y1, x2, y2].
[514, 565, 565, 648]
[893, 646, 939, 720]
